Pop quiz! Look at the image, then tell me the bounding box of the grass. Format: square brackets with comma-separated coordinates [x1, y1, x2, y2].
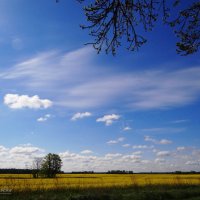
[0, 174, 199, 199]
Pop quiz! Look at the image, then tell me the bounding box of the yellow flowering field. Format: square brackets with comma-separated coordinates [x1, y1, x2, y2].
[0, 174, 199, 191]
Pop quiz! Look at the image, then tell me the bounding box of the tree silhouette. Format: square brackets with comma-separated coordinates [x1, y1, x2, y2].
[77, 0, 199, 56]
[40, 153, 62, 178]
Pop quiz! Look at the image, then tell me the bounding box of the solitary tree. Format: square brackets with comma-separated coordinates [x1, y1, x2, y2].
[77, 0, 199, 56]
[40, 153, 62, 178]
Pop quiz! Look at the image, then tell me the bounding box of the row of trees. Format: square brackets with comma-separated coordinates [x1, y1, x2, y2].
[32, 153, 62, 178]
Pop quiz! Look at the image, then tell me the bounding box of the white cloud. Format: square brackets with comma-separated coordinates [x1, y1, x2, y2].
[0, 144, 200, 172]
[132, 151, 142, 155]
[0, 146, 7, 152]
[37, 114, 52, 122]
[61, 67, 200, 110]
[122, 144, 131, 148]
[107, 140, 118, 144]
[123, 126, 132, 131]
[155, 158, 166, 163]
[1, 47, 200, 110]
[80, 150, 93, 154]
[140, 127, 185, 133]
[4, 94, 52, 109]
[10, 146, 43, 155]
[177, 146, 186, 151]
[0, 145, 8, 152]
[144, 136, 157, 143]
[159, 139, 172, 145]
[132, 145, 152, 149]
[105, 153, 122, 159]
[122, 155, 141, 161]
[71, 112, 92, 121]
[107, 137, 125, 145]
[185, 161, 200, 165]
[144, 136, 172, 145]
[96, 114, 120, 126]
[156, 151, 171, 157]
[171, 120, 189, 124]
[118, 137, 125, 142]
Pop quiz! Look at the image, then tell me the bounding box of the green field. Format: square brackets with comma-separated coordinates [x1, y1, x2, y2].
[0, 174, 200, 199]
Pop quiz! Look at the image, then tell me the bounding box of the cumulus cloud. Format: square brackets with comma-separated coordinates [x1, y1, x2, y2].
[123, 126, 132, 131]
[159, 139, 172, 145]
[37, 114, 52, 122]
[132, 145, 154, 149]
[144, 136, 172, 145]
[122, 155, 141, 162]
[4, 94, 52, 109]
[156, 151, 171, 157]
[96, 114, 120, 126]
[107, 140, 118, 144]
[155, 158, 166, 163]
[144, 136, 157, 143]
[10, 146, 43, 155]
[122, 144, 131, 148]
[177, 146, 186, 151]
[0, 144, 200, 172]
[132, 151, 142, 155]
[80, 150, 93, 154]
[0, 145, 8, 152]
[71, 112, 92, 121]
[107, 137, 125, 145]
[118, 137, 125, 142]
[105, 153, 122, 159]
[185, 161, 200, 165]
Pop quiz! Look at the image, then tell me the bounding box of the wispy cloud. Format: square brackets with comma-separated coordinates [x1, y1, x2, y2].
[171, 119, 189, 124]
[1, 47, 200, 110]
[4, 94, 52, 109]
[11, 37, 23, 50]
[71, 112, 92, 121]
[96, 114, 120, 126]
[139, 127, 185, 133]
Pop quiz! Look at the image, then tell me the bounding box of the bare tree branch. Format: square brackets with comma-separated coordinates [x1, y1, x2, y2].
[54, 0, 200, 56]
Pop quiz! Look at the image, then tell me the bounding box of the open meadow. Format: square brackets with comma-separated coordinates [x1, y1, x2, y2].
[0, 174, 200, 199]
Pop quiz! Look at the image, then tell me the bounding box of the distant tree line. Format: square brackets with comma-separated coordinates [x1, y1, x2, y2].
[0, 168, 199, 175]
[107, 170, 134, 174]
[0, 169, 33, 174]
[71, 171, 94, 174]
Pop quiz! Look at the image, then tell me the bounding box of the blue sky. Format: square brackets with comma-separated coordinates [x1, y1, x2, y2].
[0, 0, 200, 172]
